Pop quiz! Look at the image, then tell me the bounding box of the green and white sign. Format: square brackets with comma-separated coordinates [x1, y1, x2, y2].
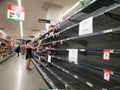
[7, 4, 25, 22]
[79, 0, 93, 9]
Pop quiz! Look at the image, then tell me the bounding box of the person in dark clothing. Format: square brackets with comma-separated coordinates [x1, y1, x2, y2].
[26, 40, 36, 70]
[15, 45, 20, 57]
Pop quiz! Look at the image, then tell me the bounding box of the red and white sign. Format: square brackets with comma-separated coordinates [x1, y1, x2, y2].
[104, 69, 111, 82]
[8, 40, 13, 46]
[103, 49, 110, 60]
[7, 4, 25, 21]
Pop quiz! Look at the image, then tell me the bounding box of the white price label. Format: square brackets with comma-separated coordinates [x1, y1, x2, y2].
[86, 82, 93, 87]
[103, 29, 112, 33]
[80, 49, 85, 51]
[48, 55, 51, 63]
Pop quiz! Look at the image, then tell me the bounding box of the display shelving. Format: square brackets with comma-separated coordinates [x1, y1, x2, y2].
[32, 0, 120, 89]
[0, 31, 14, 64]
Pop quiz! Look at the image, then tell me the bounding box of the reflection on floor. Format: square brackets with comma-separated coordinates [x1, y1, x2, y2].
[0, 54, 48, 90]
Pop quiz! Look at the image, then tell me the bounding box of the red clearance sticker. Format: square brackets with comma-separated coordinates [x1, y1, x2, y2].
[104, 69, 111, 82]
[103, 49, 110, 60]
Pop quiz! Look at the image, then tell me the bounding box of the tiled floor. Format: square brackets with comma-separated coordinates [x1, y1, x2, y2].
[0, 54, 48, 90]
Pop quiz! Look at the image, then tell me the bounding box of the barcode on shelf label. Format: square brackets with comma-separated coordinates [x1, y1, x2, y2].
[57, 66, 60, 68]
[86, 82, 93, 87]
[80, 49, 85, 51]
[58, 77, 61, 80]
[67, 38, 70, 40]
[74, 75, 78, 79]
[51, 72, 54, 74]
[103, 29, 112, 33]
[66, 27, 70, 30]
[62, 69, 65, 72]
[102, 88, 108, 90]
[66, 49, 69, 51]
[65, 70, 69, 73]
[58, 57, 60, 59]
[50, 82, 54, 86]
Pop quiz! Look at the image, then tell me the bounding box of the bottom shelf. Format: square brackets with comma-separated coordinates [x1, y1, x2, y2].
[41, 66, 65, 89]
[51, 59, 120, 90]
[0, 53, 15, 64]
[45, 64, 92, 90]
[32, 58, 92, 90]
[31, 59, 57, 89]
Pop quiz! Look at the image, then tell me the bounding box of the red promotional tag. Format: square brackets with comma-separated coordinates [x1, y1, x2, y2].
[103, 49, 110, 60]
[104, 69, 111, 82]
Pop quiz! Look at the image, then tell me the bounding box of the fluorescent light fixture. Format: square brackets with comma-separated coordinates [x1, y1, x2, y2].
[18, 0, 21, 7]
[20, 22, 23, 38]
[17, 0, 23, 38]
[62, 1, 80, 17]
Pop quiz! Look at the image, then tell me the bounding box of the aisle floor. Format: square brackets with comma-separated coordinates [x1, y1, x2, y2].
[0, 54, 48, 90]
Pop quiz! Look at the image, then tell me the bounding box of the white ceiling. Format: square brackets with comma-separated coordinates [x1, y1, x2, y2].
[0, 0, 78, 39]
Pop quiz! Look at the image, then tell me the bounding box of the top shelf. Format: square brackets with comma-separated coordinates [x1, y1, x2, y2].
[38, 0, 120, 41]
[59, 0, 119, 30]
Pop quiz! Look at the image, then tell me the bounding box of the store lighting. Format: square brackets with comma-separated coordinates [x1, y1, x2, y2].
[62, 1, 80, 17]
[17, 0, 21, 7]
[17, 0, 23, 38]
[20, 22, 23, 38]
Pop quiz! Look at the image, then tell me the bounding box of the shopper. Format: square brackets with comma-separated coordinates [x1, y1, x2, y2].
[15, 45, 21, 57]
[21, 44, 25, 55]
[26, 40, 36, 70]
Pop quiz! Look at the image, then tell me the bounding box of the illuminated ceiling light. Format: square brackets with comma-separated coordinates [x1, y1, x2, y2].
[62, 1, 80, 17]
[17, 0, 23, 38]
[17, 0, 21, 7]
[20, 22, 23, 38]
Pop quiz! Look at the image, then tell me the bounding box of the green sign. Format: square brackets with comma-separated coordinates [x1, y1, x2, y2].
[38, 88, 48, 90]
[7, 4, 25, 22]
[79, 0, 93, 9]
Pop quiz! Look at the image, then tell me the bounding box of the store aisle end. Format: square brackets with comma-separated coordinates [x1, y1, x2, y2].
[0, 55, 48, 90]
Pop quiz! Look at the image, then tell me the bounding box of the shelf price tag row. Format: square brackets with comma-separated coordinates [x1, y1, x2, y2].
[52, 63, 69, 74]
[52, 63, 80, 82]
[74, 75, 78, 79]
[86, 82, 93, 88]
[103, 29, 113, 34]
[80, 49, 85, 51]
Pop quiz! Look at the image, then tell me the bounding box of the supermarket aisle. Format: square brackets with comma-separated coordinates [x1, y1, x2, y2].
[0, 54, 48, 90]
